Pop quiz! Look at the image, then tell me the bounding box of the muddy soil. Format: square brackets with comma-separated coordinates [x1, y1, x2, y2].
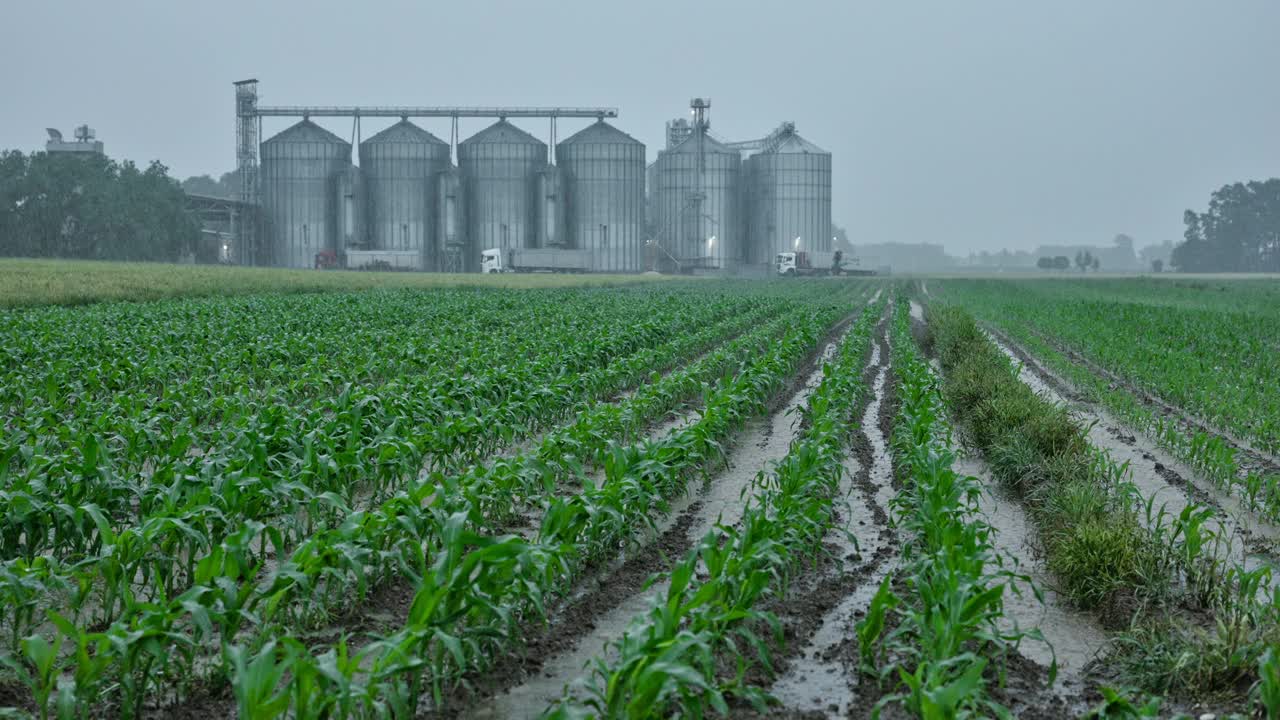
[761, 318, 898, 718]
[454, 311, 867, 719]
[956, 455, 1108, 695]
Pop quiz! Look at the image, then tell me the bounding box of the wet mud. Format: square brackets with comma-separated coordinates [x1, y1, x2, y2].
[456, 310, 866, 719]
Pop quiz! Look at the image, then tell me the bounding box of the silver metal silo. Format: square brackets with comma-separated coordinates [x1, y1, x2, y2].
[745, 129, 832, 267]
[457, 120, 547, 270]
[651, 131, 741, 272]
[557, 120, 645, 272]
[259, 120, 351, 268]
[359, 120, 450, 271]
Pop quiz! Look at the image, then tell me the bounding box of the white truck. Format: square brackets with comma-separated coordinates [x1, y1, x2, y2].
[776, 250, 845, 277]
[481, 247, 591, 274]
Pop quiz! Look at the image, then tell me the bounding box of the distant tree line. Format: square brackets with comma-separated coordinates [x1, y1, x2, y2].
[0, 150, 199, 262]
[1174, 179, 1280, 272]
[181, 171, 240, 199]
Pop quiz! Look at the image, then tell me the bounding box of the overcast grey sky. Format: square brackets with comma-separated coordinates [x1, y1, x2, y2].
[4, 0, 1278, 255]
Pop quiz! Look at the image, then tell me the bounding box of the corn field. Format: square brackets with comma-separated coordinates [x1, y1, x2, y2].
[1, 276, 1278, 719]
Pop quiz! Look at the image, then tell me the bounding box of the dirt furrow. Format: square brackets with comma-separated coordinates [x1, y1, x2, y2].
[764, 325, 897, 718]
[456, 313, 866, 719]
[955, 454, 1108, 680]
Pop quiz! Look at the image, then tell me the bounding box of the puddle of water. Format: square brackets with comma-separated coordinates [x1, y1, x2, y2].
[955, 456, 1108, 678]
[909, 300, 925, 323]
[767, 336, 896, 717]
[466, 336, 850, 719]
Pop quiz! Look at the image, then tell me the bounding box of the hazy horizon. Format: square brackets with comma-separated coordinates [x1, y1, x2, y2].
[3, 0, 1278, 256]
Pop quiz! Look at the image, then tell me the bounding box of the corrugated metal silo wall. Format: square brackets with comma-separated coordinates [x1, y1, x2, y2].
[654, 139, 741, 271]
[458, 123, 547, 272]
[748, 151, 832, 265]
[359, 127, 450, 271]
[259, 122, 351, 269]
[558, 132, 646, 273]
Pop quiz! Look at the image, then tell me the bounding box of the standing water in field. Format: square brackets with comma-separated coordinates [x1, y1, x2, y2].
[767, 316, 897, 717]
[466, 327, 858, 719]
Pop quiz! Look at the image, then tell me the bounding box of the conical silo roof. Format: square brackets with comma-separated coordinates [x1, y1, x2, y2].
[363, 119, 448, 146]
[263, 119, 348, 146]
[460, 119, 546, 148]
[667, 130, 734, 155]
[558, 120, 643, 147]
[764, 131, 828, 155]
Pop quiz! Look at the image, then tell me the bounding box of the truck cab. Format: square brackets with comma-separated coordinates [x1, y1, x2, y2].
[481, 248, 506, 274]
[775, 252, 799, 276]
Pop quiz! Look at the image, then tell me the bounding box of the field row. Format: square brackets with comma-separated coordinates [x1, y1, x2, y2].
[0, 280, 881, 717]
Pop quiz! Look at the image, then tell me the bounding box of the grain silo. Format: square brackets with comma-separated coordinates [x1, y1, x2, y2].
[259, 120, 351, 268]
[557, 120, 645, 272]
[458, 120, 547, 270]
[358, 120, 450, 270]
[651, 131, 741, 272]
[745, 126, 832, 267]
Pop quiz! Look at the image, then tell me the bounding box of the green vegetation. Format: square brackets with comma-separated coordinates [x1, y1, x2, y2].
[934, 278, 1280, 520]
[0, 279, 879, 716]
[551, 295, 883, 717]
[0, 258, 672, 308]
[1175, 178, 1280, 272]
[855, 299, 1033, 718]
[926, 296, 1280, 711]
[0, 151, 198, 263]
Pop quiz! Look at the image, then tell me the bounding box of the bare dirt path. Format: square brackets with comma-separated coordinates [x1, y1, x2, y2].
[956, 454, 1108, 681]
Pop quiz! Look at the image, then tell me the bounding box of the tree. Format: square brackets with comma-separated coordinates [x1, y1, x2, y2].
[1091, 255, 1101, 271]
[1152, 259, 1164, 273]
[0, 150, 198, 261]
[181, 174, 222, 197]
[1174, 179, 1280, 272]
[1036, 256, 1053, 270]
[1053, 256, 1070, 270]
[1075, 250, 1094, 272]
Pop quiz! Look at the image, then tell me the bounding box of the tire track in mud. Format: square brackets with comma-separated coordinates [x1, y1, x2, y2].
[758, 306, 898, 719]
[984, 328, 1280, 575]
[453, 310, 868, 720]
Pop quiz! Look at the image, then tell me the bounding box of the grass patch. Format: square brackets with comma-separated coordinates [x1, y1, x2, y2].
[925, 303, 1160, 611]
[0, 257, 675, 308]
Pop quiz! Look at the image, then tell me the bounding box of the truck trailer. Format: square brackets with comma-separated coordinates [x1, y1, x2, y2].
[776, 250, 844, 276]
[481, 247, 592, 274]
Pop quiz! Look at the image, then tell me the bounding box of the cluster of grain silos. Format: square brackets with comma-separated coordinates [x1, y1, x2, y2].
[647, 117, 832, 274]
[257, 116, 646, 273]
[253, 101, 831, 275]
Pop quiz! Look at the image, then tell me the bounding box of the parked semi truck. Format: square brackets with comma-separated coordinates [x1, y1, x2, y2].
[481, 247, 591, 273]
[775, 250, 877, 277]
[776, 250, 845, 276]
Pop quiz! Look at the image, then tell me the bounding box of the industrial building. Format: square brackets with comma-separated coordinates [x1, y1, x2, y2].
[235, 81, 832, 275]
[45, 125, 104, 155]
